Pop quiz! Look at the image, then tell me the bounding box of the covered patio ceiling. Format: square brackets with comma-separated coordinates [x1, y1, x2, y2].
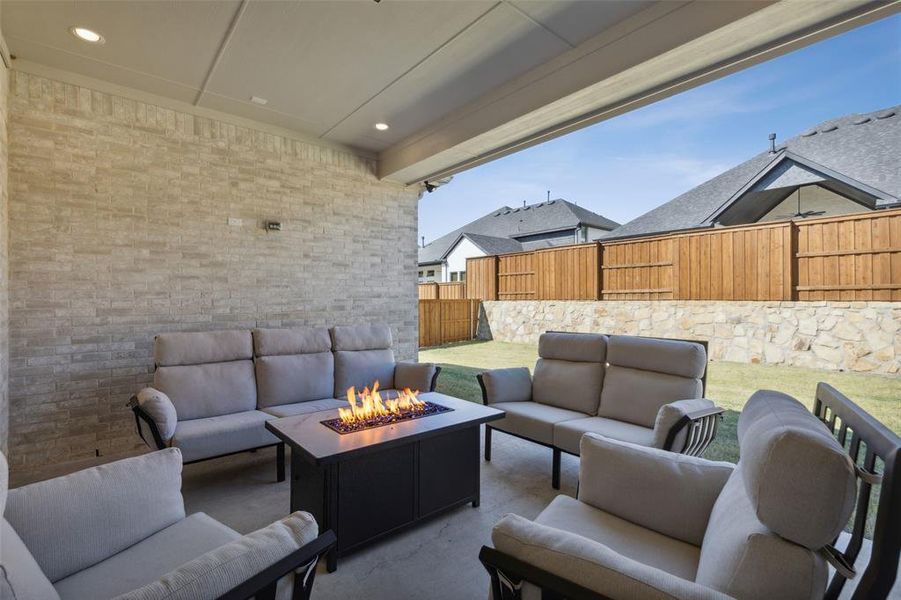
[3, 0, 898, 185]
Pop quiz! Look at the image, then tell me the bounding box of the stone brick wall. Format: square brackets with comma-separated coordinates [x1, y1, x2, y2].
[7, 70, 420, 475]
[481, 300, 900, 374]
[0, 58, 9, 454]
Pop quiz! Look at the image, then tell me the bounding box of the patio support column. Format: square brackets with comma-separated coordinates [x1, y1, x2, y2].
[552, 448, 561, 490]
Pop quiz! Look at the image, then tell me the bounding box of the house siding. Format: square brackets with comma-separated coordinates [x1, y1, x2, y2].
[7, 70, 420, 477]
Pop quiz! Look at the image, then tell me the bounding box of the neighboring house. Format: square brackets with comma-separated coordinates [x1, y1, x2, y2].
[419, 199, 619, 282]
[610, 105, 901, 240]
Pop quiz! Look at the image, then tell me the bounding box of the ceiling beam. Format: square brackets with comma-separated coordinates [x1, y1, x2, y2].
[194, 0, 248, 106]
[379, 0, 900, 185]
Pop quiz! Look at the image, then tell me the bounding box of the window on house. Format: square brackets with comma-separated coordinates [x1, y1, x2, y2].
[427, 270, 435, 277]
[459, 271, 466, 282]
[450, 272, 458, 282]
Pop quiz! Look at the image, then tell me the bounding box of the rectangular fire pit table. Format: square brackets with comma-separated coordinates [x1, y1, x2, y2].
[265, 392, 504, 571]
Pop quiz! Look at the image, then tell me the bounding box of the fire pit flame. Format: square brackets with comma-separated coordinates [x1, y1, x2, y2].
[337, 381, 425, 425]
[322, 381, 453, 434]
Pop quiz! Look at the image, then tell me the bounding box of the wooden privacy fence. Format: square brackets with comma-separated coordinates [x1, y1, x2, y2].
[418, 281, 465, 299]
[419, 299, 480, 347]
[421, 209, 901, 302]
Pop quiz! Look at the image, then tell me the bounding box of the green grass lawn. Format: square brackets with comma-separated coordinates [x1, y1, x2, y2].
[421, 340, 901, 463]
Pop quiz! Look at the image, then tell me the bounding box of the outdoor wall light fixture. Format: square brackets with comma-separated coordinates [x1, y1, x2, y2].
[70, 26, 104, 44]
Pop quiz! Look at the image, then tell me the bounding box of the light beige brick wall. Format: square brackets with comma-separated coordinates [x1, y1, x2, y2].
[0, 58, 9, 454]
[7, 70, 420, 475]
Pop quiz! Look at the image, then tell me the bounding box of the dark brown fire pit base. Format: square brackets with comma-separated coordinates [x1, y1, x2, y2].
[320, 401, 453, 434]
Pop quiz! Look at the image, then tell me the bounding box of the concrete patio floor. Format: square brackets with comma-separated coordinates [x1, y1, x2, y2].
[181, 427, 896, 600]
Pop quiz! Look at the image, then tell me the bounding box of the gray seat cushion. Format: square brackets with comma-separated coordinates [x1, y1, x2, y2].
[553, 417, 654, 455]
[1, 519, 60, 600]
[332, 324, 396, 394]
[536, 495, 701, 581]
[155, 361, 257, 420]
[252, 327, 331, 357]
[260, 398, 348, 418]
[53, 513, 239, 600]
[539, 332, 607, 363]
[154, 331, 252, 367]
[597, 366, 702, 428]
[331, 324, 392, 351]
[605, 335, 706, 379]
[5, 450, 185, 584]
[490, 401, 586, 445]
[532, 358, 604, 415]
[171, 411, 278, 462]
[255, 354, 335, 408]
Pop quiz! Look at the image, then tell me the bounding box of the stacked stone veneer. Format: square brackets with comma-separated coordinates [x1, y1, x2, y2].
[7, 70, 420, 474]
[481, 300, 900, 374]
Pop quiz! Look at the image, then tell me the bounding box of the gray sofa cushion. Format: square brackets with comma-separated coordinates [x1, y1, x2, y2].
[115, 512, 319, 600]
[651, 399, 717, 450]
[538, 332, 607, 363]
[260, 398, 348, 418]
[696, 472, 827, 600]
[492, 513, 729, 600]
[394, 362, 437, 392]
[577, 434, 733, 547]
[171, 411, 279, 463]
[532, 358, 604, 415]
[252, 327, 331, 357]
[479, 367, 532, 404]
[155, 361, 257, 420]
[255, 353, 335, 408]
[154, 331, 252, 367]
[331, 324, 392, 351]
[334, 349, 395, 395]
[490, 401, 586, 445]
[606, 335, 706, 379]
[53, 513, 239, 600]
[1, 519, 60, 600]
[553, 417, 654, 455]
[597, 366, 702, 428]
[535, 495, 701, 581]
[5, 449, 185, 583]
[136, 387, 178, 442]
[737, 390, 857, 550]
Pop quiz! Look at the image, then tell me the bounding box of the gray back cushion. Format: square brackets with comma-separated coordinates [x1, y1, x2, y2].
[695, 471, 828, 599]
[332, 325, 395, 395]
[598, 336, 706, 427]
[155, 361, 257, 420]
[736, 390, 857, 549]
[532, 333, 606, 414]
[5, 449, 185, 583]
[253, 328, 334, 408]
[153, 331, 256, 420]
[154, 330, 252, 367]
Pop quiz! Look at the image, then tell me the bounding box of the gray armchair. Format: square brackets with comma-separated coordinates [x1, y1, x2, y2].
[480, 387, 900, 600]
[0, 448, 335, 600]
[479, 332, 723, 488]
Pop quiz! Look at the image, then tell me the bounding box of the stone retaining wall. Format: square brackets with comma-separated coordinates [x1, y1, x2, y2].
[480, 300, 900, 374]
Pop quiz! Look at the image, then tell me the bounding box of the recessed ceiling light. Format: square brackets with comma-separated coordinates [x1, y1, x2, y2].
[250, 96, 268, 106]
[70, 26, 104, 44]
[374, 123, 389, 131]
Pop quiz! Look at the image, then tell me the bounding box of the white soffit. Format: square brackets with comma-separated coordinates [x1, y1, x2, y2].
[2, 0, 898, 184]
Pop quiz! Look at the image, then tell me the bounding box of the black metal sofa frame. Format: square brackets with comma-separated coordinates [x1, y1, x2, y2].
[479, 382, 901, 600]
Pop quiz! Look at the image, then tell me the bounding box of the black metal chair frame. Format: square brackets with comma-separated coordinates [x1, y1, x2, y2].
[479, 382, 901, 600]
[217, 530, 336, 600]
[479, 334, 721, 489]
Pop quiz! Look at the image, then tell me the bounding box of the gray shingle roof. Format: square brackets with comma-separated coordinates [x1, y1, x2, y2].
[419, 198, 619, 264]
[609, 105, 901, 240]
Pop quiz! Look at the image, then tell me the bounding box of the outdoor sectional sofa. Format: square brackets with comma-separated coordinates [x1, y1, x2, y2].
[130, 324, 439, 480]
[479, 332, 723, 488]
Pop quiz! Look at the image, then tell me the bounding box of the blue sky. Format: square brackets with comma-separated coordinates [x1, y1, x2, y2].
[419, 14, 901, 244]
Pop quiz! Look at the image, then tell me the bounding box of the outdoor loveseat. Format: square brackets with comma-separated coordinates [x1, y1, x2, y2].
[130, 324, 439, 480]
[480, 385, 901, 600]
[478, 332, 722, 488]
[0, 447, 336, 600]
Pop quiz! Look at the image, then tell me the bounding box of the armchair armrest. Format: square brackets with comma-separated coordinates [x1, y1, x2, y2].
[579, 434, 733, 546]
[129, 387, 178, 449]
[5, 449, 186, 583]
[477, 367, 531, 405]
[394, 361, 441, 392]
[484, 514, 732, 600]
[652, 399, 724, 456]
